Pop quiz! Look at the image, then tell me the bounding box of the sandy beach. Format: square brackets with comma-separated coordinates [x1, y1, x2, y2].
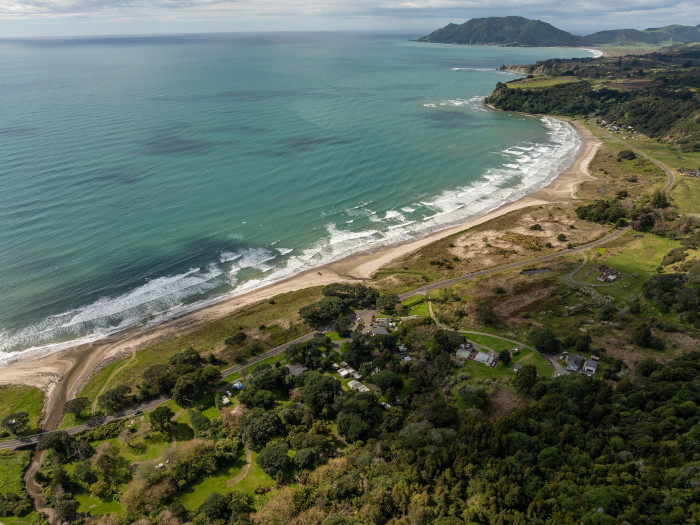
[0, 119, 600, 429]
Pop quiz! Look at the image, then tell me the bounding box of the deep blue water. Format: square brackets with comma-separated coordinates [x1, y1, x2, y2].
[0, 32, 593, 364]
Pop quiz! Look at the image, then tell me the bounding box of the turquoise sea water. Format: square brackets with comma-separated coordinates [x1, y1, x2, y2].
[0, 32, 593, 364]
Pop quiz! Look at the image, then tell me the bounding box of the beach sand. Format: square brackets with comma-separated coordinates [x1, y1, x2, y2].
[0, 119, 600, 429]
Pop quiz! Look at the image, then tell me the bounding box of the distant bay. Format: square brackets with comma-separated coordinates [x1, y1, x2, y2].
[0, 32, 593, 365]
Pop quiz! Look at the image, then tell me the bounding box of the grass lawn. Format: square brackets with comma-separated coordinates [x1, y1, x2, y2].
[91, 430, 171, 464]
[671, 177, 700, 215]
[408, 300, 430, 318]
[76, 494, 124, 516]
[0, 513, 38, 525]
[177, 451, 248, 509]
[224, 355, 288, 382]
[201, 406, 219, 420]
[512, 349, 553, 378]
[575, 231, 682, 302]
[456, 359, 513, 381]
[465, 333, 519, 353]
[630, 135, 700, 172]
[78, 359, 126, 409]
[0, 386, 44, 439]
[0, 450, 30, 495]
[508, 76, 581, 89]
[233, 450, 275, 496]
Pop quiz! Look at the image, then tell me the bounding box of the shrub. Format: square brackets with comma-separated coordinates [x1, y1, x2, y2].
[617, 149, 636, 160]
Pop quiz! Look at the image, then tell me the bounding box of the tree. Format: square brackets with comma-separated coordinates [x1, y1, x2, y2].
[98, 384, 132, 413]
[198, 492, 231, 522]
[617, 149, 636, 160]
[433, 331, 465, 353]
[499, 349, 512, 366]
[337, 412, 369, 442]
[334, 314, 352, 338]
[1, 412, 28, 435]
[528, 327, 560, 354]
[36, 431, 72, 454]
[371, 370, 402, 393]
[256, 441, 291, 477]
[241, 408, 284, 447]
[301, 372, 340, 415]
[376, 293, 400, 314]
[650, 189, 668, 208]
[89, 480, 111, 499]
[514, 364, 538, 395]
[299, 296, 346, 326]
[64, 397, 90, 418]
[293, 448, 318, 471]
[575, 334, 592, 354]
[53, 497, 79, 523]
[149, 405, 174, 434]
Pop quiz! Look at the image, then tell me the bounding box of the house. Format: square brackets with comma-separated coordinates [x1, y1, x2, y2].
[371, 326, 389, 336]
[285, 363, 308, 376]
[221, 396, 231, 406]
[474, 352, 496, 367]
[232, 379, 244, 390]
[403, 355, 412, 362]
[376, 318, 390, 327]
[567, 354, 584, 372]
[348, 380, 370, 393]
[456, 349, 471, 359]
[331, 363, 340, 370]
[352, 372, 362, 380]
[583, 358, 599, 376]
[597, 265, 618, 282]
[338, 368, 353, 379]
[398, 345, 408, 356]
[513, 363, 523, 373]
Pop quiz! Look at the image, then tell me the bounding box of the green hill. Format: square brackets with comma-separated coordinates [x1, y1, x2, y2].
[583, 24, 700, 45]
[419, 17, 700, 47]
[418, 16, 583, 47]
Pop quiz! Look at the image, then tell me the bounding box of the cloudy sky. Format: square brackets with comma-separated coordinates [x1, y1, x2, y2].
[0, 0, 697, 37]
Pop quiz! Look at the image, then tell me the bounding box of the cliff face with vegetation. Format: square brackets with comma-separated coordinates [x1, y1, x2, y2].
[486, 47, 700, 150]
[419, 16, 700, 47]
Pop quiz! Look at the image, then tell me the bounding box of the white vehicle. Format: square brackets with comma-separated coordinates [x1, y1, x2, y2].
[226, 390, 232, 397]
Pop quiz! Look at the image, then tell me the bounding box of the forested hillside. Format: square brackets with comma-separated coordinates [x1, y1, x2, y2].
[486, 48, 700, 150]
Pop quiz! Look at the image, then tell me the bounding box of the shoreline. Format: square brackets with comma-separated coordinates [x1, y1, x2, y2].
[0, 118, 600, 428]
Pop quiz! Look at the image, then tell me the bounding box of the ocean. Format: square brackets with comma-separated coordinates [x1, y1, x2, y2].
[0, 31, 593, 365]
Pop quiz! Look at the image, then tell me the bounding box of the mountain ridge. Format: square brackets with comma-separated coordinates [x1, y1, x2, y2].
[418, 16, 700, 47]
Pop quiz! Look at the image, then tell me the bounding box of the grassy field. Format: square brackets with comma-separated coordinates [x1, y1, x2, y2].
[0, 450, 30, 495]
[574, 231, 683, 302]
[629, 135, 700, 170]
[223, 354, 289, 383]
[0, 386, 44, 438]
[508, 76, 581, 89]
[233, 450, 274, 496]
[79, 287, 322, 404]
[0, 513, 38, 525]
[177, 451, 248, 509]
[76, 494, 124, 516]
[465, 333, 519, 353]
[78, 360, 125, 409]
[671, 177, 700, 215]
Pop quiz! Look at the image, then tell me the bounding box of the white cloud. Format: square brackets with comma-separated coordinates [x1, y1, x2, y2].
[0, 0, 696, 34]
